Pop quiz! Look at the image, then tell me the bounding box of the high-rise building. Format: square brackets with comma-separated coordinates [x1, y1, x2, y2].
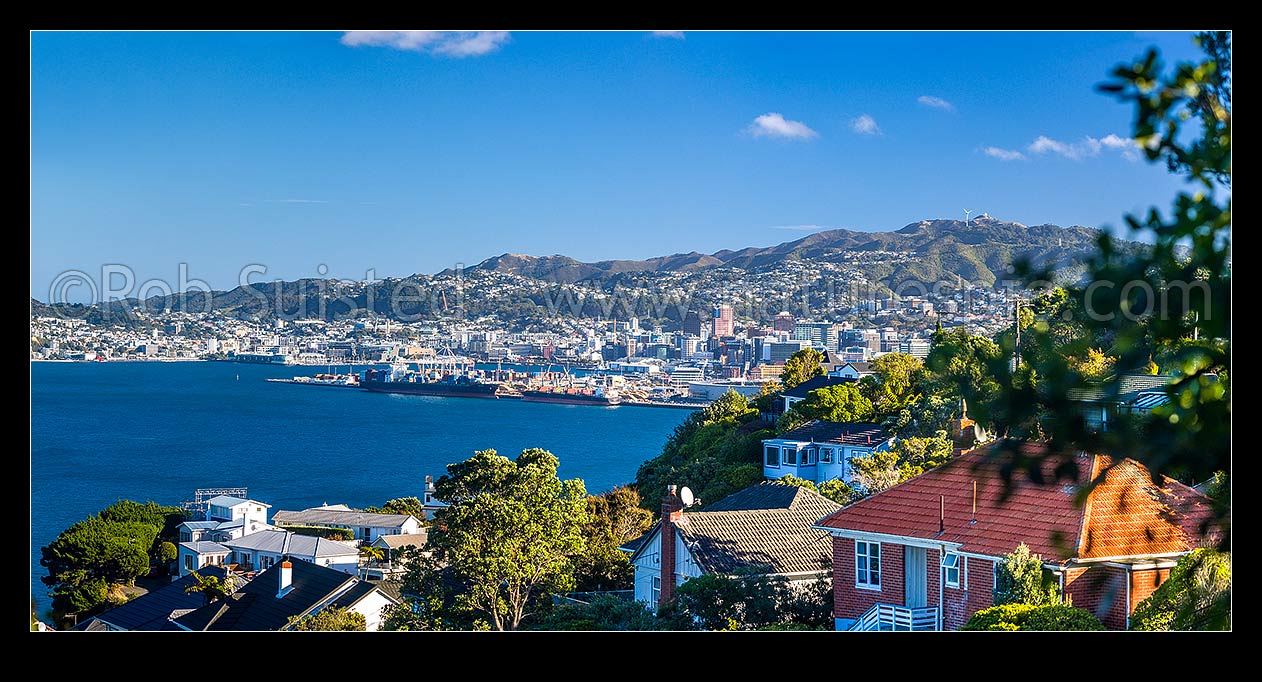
[768, 340, 812, 363]
[683, 311, 704, 337]
[773, 311, 796, 333]
[900, 338, 931, 359]
[713, 304, 735, 338]
[793, 321, 839, 350]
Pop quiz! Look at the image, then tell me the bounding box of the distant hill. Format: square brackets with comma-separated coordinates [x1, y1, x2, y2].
[34, 217, 1118, 327]
[450, 216, 1101, 286]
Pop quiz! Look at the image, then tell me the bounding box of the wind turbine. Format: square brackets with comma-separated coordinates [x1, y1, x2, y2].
[963, 209, 972, 228]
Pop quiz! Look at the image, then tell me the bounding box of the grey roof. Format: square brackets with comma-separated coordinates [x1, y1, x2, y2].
[773, 420, 888, 446]
[77, 566, 247, 631]
[180, 541, 231, 554]
[843, 362, 871, 373]
[180, 521, 221, 530]
[205, 495, 269, 508]
[174, 560, 356, 631]
[781, 375, 857, 399]
[635, 482, 841, 577]
[372, 532, 428, 550]
[221, 529, 359, 558]
[273, 508, 417, 529]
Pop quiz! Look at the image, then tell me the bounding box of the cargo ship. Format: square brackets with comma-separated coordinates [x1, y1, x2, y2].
[519, 384, 621, 406]
[361, 362, 502, 399]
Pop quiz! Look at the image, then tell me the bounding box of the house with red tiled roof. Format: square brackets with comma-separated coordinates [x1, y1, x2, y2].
[812, 441, 1219, 631]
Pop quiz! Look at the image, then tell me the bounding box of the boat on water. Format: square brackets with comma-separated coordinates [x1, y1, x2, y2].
[360, 360, 502, 399]
[519, 386, 622, 406]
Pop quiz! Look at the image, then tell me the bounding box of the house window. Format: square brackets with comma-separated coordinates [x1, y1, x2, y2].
[942, 552, 961, 588]
[856, 541, 881, 588]
[651, 575, 662, 606]
[184, 555, 195, 571]
[801, 448, 816, 466]
[180, 531, 191, 543]
[765, 446, 780, 468]
[820, 448, 833, 463]
[783, 448, 798, 466]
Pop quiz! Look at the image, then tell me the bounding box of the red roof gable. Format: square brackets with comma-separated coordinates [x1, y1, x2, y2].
[814, 441, 1218, 563]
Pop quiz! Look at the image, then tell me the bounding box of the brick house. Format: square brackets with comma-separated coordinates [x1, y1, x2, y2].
[813, 441, 1218, 630]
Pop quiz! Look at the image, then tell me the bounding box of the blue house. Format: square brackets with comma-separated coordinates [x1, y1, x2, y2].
[762, 420, 894, 485]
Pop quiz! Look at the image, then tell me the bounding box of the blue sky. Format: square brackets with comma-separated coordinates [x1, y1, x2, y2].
[31, 30, 1206, 301]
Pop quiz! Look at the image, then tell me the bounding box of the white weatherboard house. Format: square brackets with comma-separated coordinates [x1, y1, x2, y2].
[762, 420, 894, 485]
[272, 505, 422, 543]
[624, 483, 839, 612]
[177, 529, 360, 577]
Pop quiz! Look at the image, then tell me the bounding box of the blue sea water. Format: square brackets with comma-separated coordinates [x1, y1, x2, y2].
[29, 361, 687, 614]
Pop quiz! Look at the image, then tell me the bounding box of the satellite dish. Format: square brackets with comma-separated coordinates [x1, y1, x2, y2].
[680, 486, 695, 507]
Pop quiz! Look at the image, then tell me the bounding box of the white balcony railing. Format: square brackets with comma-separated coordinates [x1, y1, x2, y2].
[847, 604, 940, 631]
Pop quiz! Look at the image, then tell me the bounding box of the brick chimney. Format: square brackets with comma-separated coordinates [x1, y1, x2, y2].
[659, 485, 685, 607]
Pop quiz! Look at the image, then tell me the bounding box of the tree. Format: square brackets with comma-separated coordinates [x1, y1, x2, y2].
[423, 448, 590, 630]
[528, 593, 667, 631]
[635, 390, 772, 509]
[671, 571, 831, 630]
[287, 606, 367, 631]
[891, 432, 954, 474]
[183, 571, 236, 605]
[41, 517, 160, 615]
[993, 543, 1061, 607]
[792, 383, 874, 423]
[848, 451, 903, 495]
[818, 478, 859, 506]
[780, 348, 824, 389]
[920, 328, 1004, 428]
[750, 379, 783, 414]
[573, 486, 654, 592]
[364, 496, 427, 519]
[1129, 549, 1230, 631]
[1000, 32, 1230, 548]
[1066, 347, 1115, 381]
[859, 352, 923, 416]
[359, 545, 385, 565]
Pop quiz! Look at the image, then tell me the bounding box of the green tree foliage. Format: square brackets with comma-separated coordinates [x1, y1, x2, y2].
[287, 606, 367, 631]
[364, 496, 427, 519]
[791, 383, 875, 423]
[41, 516, 162, 615]
[1129, 549, 1231, 631]
[417, 448, 590, 631]
[848, 451, 903, 495]
[961, 603, 1104, 631]
[751, 380, 784, 414]
[359, 545, 385, 564]
[780, 348, 824, 389]
[846, 433, 954, 495]
[993, 543, 1061, 607]
[773, 476, 858, 506]
[921, 328, 1004, 428]
[572, 486, 654, 592]
[858, 352, 924, 416]
[891, 432, 955, 475]
[528, 594, 668, 631]
[670, 572, 832, 631]
[1066, 348, 1116, 381]
[1001, 32, 1229, 549]
[183, 570, 236, 605]
[634, 390, 773, 509]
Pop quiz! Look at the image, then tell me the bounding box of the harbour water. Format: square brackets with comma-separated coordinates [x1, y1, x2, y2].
[29, 361, 688, 614]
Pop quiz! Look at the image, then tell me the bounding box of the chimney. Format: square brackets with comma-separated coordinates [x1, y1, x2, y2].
[659, 485, 685, 608]
[277, 560, 293, 598]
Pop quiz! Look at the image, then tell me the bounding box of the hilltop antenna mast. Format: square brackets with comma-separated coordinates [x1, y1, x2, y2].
[963, 209, 973, 228]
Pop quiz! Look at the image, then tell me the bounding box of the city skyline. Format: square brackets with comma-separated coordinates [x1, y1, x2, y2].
[31, 30, 1206, 299]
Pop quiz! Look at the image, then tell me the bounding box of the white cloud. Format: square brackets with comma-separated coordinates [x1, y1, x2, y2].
[917, 95, 955, 111]
[340, 31, 510, 57]
[1100, 133, 1142, 161]
[772, 224, 830, 231]
[850, 114, 881, 136]
[1027, 135, 1103, 160]
[649, 31, 685, 39]
[983, 147, 1026, 161]
[746, 113, 818, 140]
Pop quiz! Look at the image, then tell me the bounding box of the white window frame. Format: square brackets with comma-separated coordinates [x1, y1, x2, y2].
[820, 447, 833, 463]
[855, 541, 881, 590]
[802, 447, 817, 466]
[784, 448, 798, 466]
[942, 552, 961, 588]
[651, 575, 662, 607]
[764, 446, 780, 468]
